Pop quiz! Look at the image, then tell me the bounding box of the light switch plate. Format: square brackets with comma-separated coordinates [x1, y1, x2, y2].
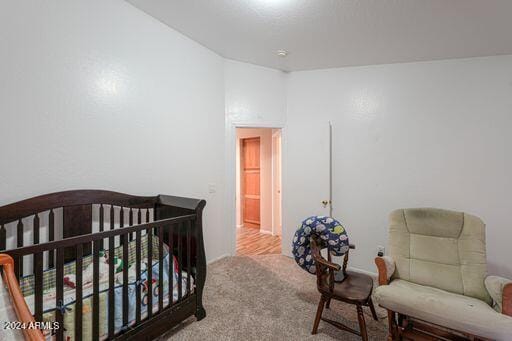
[208, 183, 216, 193]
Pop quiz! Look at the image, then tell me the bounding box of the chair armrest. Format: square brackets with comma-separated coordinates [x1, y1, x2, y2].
[0, 254, 44, 341]
[504, 282, 512, 317]
[485, 275, 512, 316]
[375, 256, 395, 285]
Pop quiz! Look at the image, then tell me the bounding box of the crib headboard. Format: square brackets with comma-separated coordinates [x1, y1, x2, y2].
[0, 190, 156, 234]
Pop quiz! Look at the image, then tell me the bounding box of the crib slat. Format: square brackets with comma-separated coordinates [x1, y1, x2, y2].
[48, 209, 55, 268]
[0, 225, 5, 251]
[33, 213, 40, 244]
[120, 207, 124, 246]
[56, 247, 64, 341]
[158, 226, 164, 312]
[146, 209, 150, 223]
[122, 233, 129, 329]
[99, 205, 104, 251]
[135, 230, 142, 324]
[137, 209, 142, 225]
[147, 227, 153, 318]
[33, 214, 39, 279]
[34, 252, 43, 322]
[99, 204, 104, 232]
[177, 222, 183, 301]
[75, 244, 83, 341]
[92, 240, 100, 341]
[13, 254, 20, 281]
[17, 219, 23, 277]
[186, 220, 191, 295]
[108, 234, 115, 338]
[128, 207, 133, 241]
[110, 205, 115, 230]
[168, 224, 174, 307]
[129, 208, 134, 241]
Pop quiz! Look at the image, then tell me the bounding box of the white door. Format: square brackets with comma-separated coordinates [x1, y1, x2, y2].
[283, 120, 331, 236]
[272, 130, 283, 235]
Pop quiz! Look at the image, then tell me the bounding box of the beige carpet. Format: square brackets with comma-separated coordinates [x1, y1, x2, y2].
[162, 255, 388, 340]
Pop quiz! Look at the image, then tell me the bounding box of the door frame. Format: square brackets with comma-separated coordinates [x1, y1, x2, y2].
[271, 129, 282, 236]
[226, 121, 285, 256]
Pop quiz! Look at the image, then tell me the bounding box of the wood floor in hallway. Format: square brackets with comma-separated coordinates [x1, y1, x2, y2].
[236, 227, 281, 256]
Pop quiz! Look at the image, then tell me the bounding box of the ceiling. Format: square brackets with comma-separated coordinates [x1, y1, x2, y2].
[127, 0, 512, 71]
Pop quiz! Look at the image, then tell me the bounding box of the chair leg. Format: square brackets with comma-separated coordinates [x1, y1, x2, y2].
[368, 297, 378, 321]
[326, 297, 331, 309]
[387, 310, 397, 341]
[312, 296, 326, 335]
[356, 305, 368, 341]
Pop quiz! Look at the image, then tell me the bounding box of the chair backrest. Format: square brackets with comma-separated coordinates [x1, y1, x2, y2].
[310, 238, 341, 293]
[311, 238, 329, 290]
[388, 208, 491, 304]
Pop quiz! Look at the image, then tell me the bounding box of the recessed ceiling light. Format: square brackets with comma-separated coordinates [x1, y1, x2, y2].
[277, 50, 288, 57]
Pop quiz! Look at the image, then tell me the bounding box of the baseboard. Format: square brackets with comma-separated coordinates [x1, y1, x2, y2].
[259, 229, 273, 235]
[207, 254, 231, 265]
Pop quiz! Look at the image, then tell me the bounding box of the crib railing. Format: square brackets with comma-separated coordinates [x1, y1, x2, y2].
[0, 254, 44, 341]
[5, 213, 198, 341]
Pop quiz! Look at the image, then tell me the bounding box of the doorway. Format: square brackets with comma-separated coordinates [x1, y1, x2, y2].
[241, 137, 261, 228]
[236, 128, 282, 256]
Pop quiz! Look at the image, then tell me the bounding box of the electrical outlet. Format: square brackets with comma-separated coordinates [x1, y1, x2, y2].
[208, 183, 216, 194]
[377, 245, 385, 257]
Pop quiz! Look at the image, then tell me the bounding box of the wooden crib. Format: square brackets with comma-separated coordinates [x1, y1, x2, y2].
[0, 190, 207, 340]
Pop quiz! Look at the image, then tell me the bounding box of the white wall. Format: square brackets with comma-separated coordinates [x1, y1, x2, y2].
[2, 1, 511, 279]
[225, 60, 287, 126]
[236, 128, 273, 233]
[285, 55, 512, 277]
[0, 0, 227, 262]
[224, 60, 287, 254]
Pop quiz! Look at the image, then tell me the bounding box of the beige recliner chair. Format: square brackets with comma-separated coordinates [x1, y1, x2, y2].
[374, 208, 512, 340]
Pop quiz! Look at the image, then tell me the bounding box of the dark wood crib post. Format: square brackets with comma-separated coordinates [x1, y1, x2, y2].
[155, 195, 207, 320]
[194, 200, 207, 320]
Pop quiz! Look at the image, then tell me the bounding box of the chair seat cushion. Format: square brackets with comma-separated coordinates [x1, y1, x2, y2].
[374, 279, 512, 340]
